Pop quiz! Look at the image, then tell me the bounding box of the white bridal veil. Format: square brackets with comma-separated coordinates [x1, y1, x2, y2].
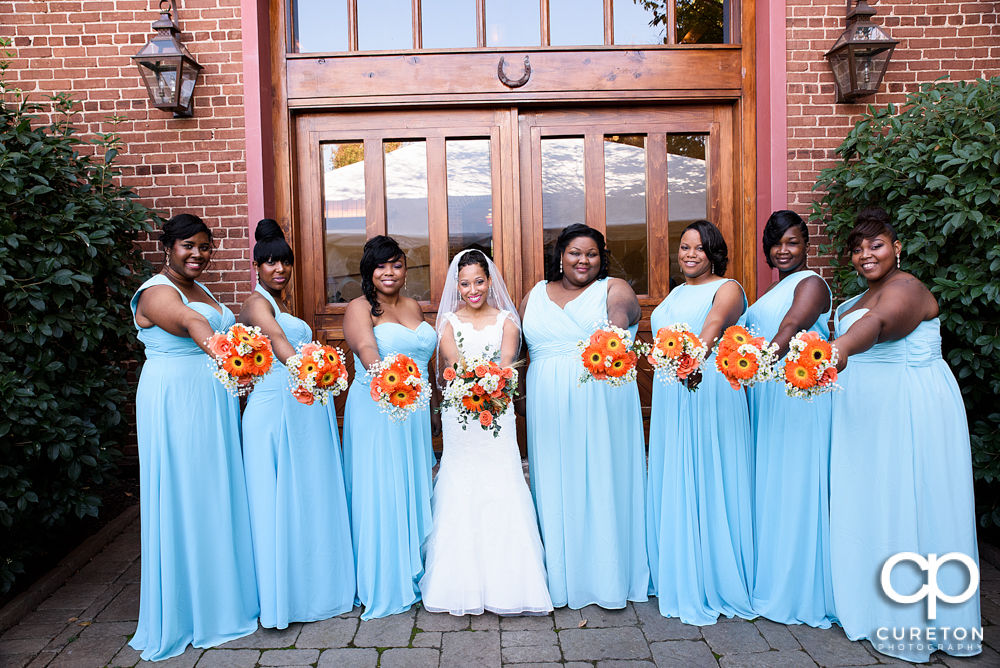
[434, 249, 521, 379]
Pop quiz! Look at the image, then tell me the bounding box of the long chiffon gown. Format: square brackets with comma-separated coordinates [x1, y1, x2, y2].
[646, 279, 754, 625]
[419, 312, 553, 616]
[129, 274, 258, 661]
[342, 320, 437, 620]
[241, 285, 356, 628]
[523, 279, 649, 610]
[742, 270, 837, 627]
[831, 295, 981, 662]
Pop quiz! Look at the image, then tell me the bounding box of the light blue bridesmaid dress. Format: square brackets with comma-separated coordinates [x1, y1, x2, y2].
[522, 278, 649, 610]
[241, 285, 356, 628]
[341, 320, 437, 620]
[831, 295, 981, 663]
[741, 270, 836, 627]
[129, 274, 258, 662]
[647, 279, 754, 625]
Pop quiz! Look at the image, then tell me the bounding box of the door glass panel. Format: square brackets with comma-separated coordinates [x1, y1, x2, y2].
[385, 140, 432, 301]
[667, 134, 708, 287]
[423, 0, 478, 48]
[486, 0, 541, 47]
[541, 137, 586, 271]
[290, 0, 348, 53]
[676, 0, 727, 44]
[605, 135, 648, 295]
[613, 0, 666, 45]
[447, 139, 494, 262]
[323, 142, 367, 303]
[358, 0, 413, 50]
[549, 0, 604, 46]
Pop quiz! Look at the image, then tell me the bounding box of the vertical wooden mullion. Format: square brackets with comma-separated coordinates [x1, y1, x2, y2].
[504, 109, 522, 303]
[646, 133, 669, 299]
[426, 137, 449, 302]
[476, 0, 486, 47]
[412, 0, 422, 49]
[530, 126, 545, 285]
[364, 136, 386, 237]
[604, 0, 613, 45]
[584, 133, 606, 235]
[348, 0, 358, 50]
[666, 0, 676, 45]
[490, 125, 504, 281]
[540, 0, 550, 47]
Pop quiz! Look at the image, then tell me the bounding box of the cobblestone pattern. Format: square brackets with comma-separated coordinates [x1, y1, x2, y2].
[2, 518, 998, 668]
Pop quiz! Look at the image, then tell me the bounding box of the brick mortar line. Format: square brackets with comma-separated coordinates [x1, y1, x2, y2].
[0, 503, 140, 635]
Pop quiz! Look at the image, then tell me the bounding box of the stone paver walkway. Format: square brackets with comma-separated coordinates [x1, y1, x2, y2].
[1, 518, 998, 668]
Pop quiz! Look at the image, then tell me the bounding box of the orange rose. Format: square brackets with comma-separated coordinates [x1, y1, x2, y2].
[676, 354, 698, 380]
[818, 367, 838, 386]
[370, 386, 382, 402]
[502, 367, 514, 379]
[208, 332, 234, 359]
[479, 410, 493, 427]
[443, 367, 457, 382]
[301, 342, 322, 356]
[474, 364, 489, 378]
[292, 387, 315, 405]
[472, 383, 485, 396]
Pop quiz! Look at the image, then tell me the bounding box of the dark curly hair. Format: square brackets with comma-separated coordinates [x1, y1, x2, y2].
[761, 210, 809, 269]
[253, 219, 294, 265]
[846, 206, 898, 252]
[360, 235, 405, 317]
[546, 224, 610, 282]
[681, 220, 728, 277]
[159, 213, 213, 249]
[457, 249, 491, 278]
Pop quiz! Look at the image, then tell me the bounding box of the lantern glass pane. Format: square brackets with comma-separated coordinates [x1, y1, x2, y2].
[827, 50, 852, 95]
[135, 35, 183, 58]
[178, 65, 198, 108]
[138, 60, 180, 105]
[851, 22, 890, 43]
[852, 46, 891, 93]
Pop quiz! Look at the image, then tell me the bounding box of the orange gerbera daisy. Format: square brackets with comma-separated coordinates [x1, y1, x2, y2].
[802, 337, 833, 366]
[248, 334, 270, 350]
[655, 328, 684, 358]
[300, 358, 321, 379]
[230, 325, 254, 346]
[606, 353, 633, 378]
[604, 331, 624, 354]
[462, 393, 486, 412]
[323, 347, 343, 369]
[723, 325, 752, 347]
[316, 369, 338, 387]
[399, 356, 419, 377]
[246, 347, 273, 375]
[389, 385, 417, 407]
[582, 345, 606, 375]
[715, 352, 731, 374]
[785, 360, 817, 389]
[728, 350, 759, 380]
[223, 354, 249, 377]
[380, 367, 403, 391]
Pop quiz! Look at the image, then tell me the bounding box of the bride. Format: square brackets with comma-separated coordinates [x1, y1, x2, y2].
[419, 249, 553, 616]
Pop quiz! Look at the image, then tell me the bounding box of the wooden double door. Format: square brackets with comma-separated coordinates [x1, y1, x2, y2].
[291, 102, 748, 426]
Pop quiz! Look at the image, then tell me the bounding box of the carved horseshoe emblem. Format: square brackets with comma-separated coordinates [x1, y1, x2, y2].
[497, 56, 531, 88]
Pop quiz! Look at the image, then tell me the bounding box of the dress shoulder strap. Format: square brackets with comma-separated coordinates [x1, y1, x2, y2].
[130, 274, 188, 326]
[254, 282, 280, 315]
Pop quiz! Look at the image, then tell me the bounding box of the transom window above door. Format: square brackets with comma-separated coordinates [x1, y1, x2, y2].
[289, 0, 737, 54]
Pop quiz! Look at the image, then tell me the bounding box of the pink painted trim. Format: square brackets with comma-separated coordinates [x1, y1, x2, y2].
[241, 0, 276, 286]
[754, 0, 786, 296]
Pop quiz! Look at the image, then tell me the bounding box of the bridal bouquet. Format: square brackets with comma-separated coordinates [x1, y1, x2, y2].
[206, 324, 274, 396]
[285, 341, 349, 406]
[783, 331, 840, 400]
[440, 355, 519, 437]
[578, 322, 647, 388]
[647, 323, 709, 389]
[714, 324, 778, 391]
[367, 353, 429, 423]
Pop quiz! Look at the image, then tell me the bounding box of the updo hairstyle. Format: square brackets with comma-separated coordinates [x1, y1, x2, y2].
[253, 219, 294, 265]
[682, 220, 729, 276]
[845, 206, 898, 252]
[159, 213, 213, 249]
[456, 250, 491, 279]
[546, 223, 610, 282]
[761, 210, 810, 269]
[360, 235, 405, 317]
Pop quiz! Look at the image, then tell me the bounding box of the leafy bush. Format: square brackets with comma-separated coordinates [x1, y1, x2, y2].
[811, 77, 1000, 526]
[0, 44, 157, 591]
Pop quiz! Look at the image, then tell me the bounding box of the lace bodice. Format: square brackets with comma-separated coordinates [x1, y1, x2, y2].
[447, 311, 511, 362]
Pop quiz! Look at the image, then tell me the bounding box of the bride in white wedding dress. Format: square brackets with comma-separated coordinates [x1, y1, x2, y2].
[419, 249, 553, 616]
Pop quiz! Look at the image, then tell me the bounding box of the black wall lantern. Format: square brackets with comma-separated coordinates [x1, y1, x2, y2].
[825, 0, 898, 103]
[132, 0, 203, 117]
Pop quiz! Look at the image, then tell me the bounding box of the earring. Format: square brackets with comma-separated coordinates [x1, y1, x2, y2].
[896, 254, 901, 268]
[711, 263, 715, 275]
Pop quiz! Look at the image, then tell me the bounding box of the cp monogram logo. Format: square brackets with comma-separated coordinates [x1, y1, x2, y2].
[880, 552, 979, 620]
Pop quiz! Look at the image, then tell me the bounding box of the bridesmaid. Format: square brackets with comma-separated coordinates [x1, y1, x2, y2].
[342, 235, 437, 620]
[129, 214, 258, 661]
[742, 211, 836, 627]
[240, 220, 356, 628]
[646, 220, 754, 625]
[830, 207, 980, 663]
[519, 223, 649, 610]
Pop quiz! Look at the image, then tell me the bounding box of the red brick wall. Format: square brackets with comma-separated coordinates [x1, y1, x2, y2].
[0, 0, 252, 307]
[785, 0, 1000, 279]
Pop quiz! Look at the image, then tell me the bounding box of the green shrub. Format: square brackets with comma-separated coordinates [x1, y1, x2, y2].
[811, 77, 1000, 526]
[0, 44, 157, 591]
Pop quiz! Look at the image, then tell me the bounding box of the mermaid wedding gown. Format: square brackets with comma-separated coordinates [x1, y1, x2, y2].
[418, 311, 553, 616]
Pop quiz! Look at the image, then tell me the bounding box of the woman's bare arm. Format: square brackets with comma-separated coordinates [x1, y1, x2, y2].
[607, 277, 641, 329]
[700, 281, 746, 347]
[343, 298, 383, 372]
[499, 318, 521, 367]
[239, 293, 297, 364]
[771, 275, 832, 357]
[136, 285, 216, 355]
